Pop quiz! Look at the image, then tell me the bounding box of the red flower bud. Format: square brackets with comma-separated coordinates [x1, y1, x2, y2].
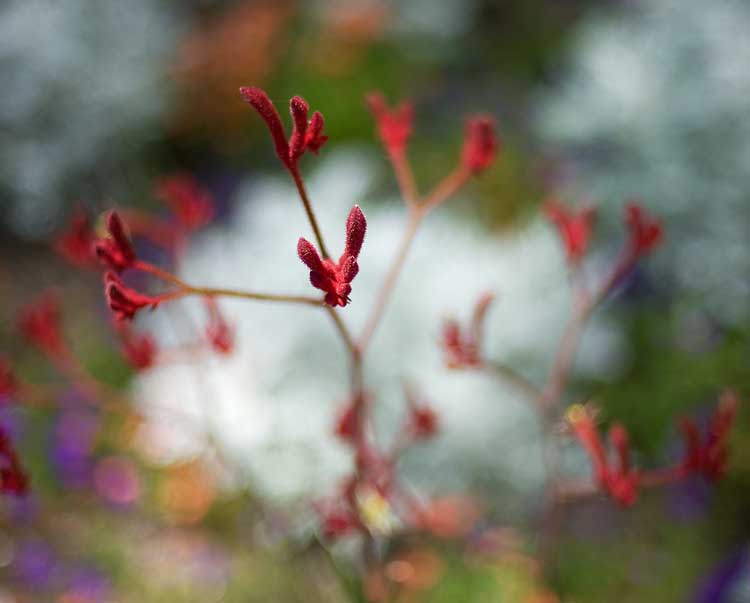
[544, 200, 596, 265]
[94, 211, 137, 273]
[441, 293, 494, 368]
[104, 272, 161, 322]
[120, 328, 158, 371]
[54, 208, 96, 267]
[461, 116, 498, 174]
[304, 111, 328, 155]
[19, 292, 63, 357]
[0, 426, 28, 496]
[625, 202, 663, 257]
[298, 205, 367, 307]
[366, 92, 413, 155]
[204, 298, 234, 355]
[155, 174, 215, 232]
[240, 87, 327, 169]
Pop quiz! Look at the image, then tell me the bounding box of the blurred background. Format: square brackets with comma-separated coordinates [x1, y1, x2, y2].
[1, 0, 748, 601]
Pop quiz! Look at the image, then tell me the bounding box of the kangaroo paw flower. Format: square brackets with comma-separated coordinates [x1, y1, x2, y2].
[240, 87, 328, 170]
[94, 210, 137, 273]
[544, 199, 597, 265]
[298, 205, 366, 307]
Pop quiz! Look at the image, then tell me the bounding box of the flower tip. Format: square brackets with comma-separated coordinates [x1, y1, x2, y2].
[462, 115, 499, 174]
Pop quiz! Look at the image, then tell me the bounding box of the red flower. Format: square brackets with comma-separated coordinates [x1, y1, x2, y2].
[120, 328, 158, 371]
[461, 116, 499, 174]
[366, 92, 413, 155]
[19, 292, 63, 357]
[567, 405, 640, 506]
[319, 507, 359, 540]
[204, 298, 234, 355]
[0, 426, 28, 496]
[606, 423, 639, 507]
[334, 391, 369, 444]
[239, 87, 328, 170]
[94, 211, 137, 273]
[679, 390, 739, 481]
[155, 174, 215, 232]
[104, 272, 161, 322]
[0, 357, 17, 400]
[298, 205, 367, 307]
[625, 202, 663, 257]
[544, 200, 596, 265]
[54, 208, 96, 267]
[403, 384, 438, 440]
[441, 292, 494, 368]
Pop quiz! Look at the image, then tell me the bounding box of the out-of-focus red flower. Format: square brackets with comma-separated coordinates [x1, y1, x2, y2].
[625, 202, 663, 257]
[0, 426, 28, 496]
[103, 272, 161, 322]
[566, 405, 640, 506]
[544, 200, 596, 265]
[120, 328, 158, 371]
[298, 205, 367, 307]
[679, 390, 739, 481]
[204, 298, 234, 355]
[0, 356, 17, 399]
[462, 116, 498, 174]
[335, 401, 359, 444]
[94, 211, 137, 273]
[366, 92, 413, 156]
[19, 292, 64, 357]
[239, 87, 328, 170]
[403, 384, 438, 440]
[155, 174, 215, 232]
[441, 292, 494, 368]
[54, 208, 96, 267]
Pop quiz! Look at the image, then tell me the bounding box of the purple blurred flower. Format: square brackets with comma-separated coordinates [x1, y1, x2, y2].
[52, 409, 100, 489]
[694, 546, 749, 603]
[13, 539, 59, 589]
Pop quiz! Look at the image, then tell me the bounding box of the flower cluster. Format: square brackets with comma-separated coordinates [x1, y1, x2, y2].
[566, 391, 740, 506]
[239, 87, 328, 172]
[298, 205, 367, 307]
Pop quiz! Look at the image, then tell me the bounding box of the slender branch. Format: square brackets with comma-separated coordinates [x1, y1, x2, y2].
[289, 166, 331, 259]
[422, 166, 470, 211]
[359, 208, 423, 352]
[480, 360, 545, 405]
[324, 306, 363, 391]
[185, 286, 324, 306]
[389, 151, 419, 208]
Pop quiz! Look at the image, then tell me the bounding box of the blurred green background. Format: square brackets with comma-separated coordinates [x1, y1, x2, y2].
[0, 0, 748, 601]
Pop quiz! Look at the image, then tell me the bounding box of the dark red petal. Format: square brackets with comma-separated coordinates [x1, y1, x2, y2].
[297, 238, 325, 272]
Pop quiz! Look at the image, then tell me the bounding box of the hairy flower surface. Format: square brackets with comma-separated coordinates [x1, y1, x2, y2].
[298, 205, 366, 307]
[544, 200, 596, 265]
[239, 87, 328, 170]
[94, 211, 137, 273]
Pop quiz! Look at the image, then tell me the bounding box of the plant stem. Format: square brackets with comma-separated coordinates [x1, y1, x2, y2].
[289, 166, 331, 259]
[389, 150, 419, 208]
[358, 208, 423, 352]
